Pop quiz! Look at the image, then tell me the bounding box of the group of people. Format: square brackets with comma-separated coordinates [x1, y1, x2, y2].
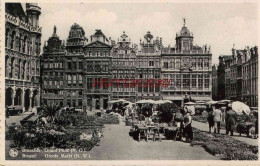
[207, 104, 258, 138]
[173, 106, 193, 143]
[135, 104, 194, 143]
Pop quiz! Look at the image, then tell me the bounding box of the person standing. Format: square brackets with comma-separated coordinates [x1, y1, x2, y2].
[212, 105, 222, 134]
[206, 105, 214, 133]
[225, 106, 237, 136]
[174, 109, 184, 139]
[183, 110, 193, 143]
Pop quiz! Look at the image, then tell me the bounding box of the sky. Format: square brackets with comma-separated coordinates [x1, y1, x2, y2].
[32, 2, 258, 65]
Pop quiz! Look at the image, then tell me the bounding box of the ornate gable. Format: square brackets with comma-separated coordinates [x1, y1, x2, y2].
[85, 40, 111, 48]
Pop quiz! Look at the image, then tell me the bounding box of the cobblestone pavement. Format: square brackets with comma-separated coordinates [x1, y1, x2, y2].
[87, 117, 219, 160]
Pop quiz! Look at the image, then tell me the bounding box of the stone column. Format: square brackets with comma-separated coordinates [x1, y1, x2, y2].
[92, 98, 96, 111]
[21, 89, 24, 113]
[29, 91, 33, 111]
[12, 90, 16, 106]
[100, 96, 103, 110]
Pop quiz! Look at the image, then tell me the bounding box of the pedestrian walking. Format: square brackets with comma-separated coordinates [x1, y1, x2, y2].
[225, 106, 237, 136]
[183, 110, 193, 143]
[212, 104, 222, 134]
[206, 105, 214, 133]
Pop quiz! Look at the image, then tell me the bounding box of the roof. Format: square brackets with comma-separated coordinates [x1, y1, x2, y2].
[5, 3, 27, 22]
[220, 55, 232, 61]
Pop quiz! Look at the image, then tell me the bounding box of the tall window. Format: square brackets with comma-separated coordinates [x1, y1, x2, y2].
[192, 58, 196, 70]
[149, 61, 154, 66]
[176, 74, 181, 88]
[68, 74, 72, 84]
[95, 78, 100, 89]
[79, 62, 83, 70]
[198, 74, 203, 88]
[198, 58, 203, 70]
[72, 62, 77, 69]
[170, 59, 175, 69]
[204, 58, 209, 70]
[68, 62, 72, 70]
[183, 74, 190, 88]
[73, 75, 77, 84]
[87, 78, 92, 90]
[192, 75, 197, 88]
[204, 74, 209, 88]
[87, 62, 93, 72]
[79, 75, 82, 85]
[176, 59, 181, 69]
[164, 62, 168, 69]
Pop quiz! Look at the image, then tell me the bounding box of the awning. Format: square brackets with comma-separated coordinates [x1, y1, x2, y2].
[192, 97, 212, 101]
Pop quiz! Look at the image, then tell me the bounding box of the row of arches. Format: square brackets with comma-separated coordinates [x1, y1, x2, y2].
[6, 28, 29, 54]
[5, 56, 40, 80]
[6, 87, 39, 111]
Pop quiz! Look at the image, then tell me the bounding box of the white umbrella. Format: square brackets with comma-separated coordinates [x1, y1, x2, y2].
[136, 99, 154, 104]
[136, 100, 148, 104]
[220, 100, 231, 103]
[232, 101, 251, 115]
[163, 100, 173, 103]
[154, 100, 164, 104]
[185, 102, 196, 105]
[108, 100, 118, 104]
[206, 100, 218, 105]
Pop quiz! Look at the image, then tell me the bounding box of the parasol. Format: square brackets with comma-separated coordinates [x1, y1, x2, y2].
[136, 99, 155, 104]
[231, 101, 251, 115]
[185, 102, 196, 105]
[196, 100, 205, 104]
[205, 100, 218, 105]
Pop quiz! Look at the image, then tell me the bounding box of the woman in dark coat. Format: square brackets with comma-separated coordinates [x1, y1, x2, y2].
[206, 105, 214, 133]
[225, 106, 237, 136]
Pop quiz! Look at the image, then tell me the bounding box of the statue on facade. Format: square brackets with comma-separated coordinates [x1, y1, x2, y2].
[54, 25, 56, 34]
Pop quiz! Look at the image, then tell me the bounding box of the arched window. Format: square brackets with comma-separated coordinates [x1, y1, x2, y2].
[10, 57, 15, 78]
[5, 56, 9, 77]
[23, 36, 28, 53]
[5, 28, 10, 47]
[19, 34, 22, 52]
[18, 59, 22, 79]
[22, 61, 26, 79]
[10, 31, 16, 49]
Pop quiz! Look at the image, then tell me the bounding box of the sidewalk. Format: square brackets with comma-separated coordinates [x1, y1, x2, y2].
[192, 120, 258, 146]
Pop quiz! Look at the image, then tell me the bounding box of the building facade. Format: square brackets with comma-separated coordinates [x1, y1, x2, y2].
[223, 46, 258, 107]
[136, 32, 162, 101]
[5, 3, 42, 111]
[212, 64, 218, 100]
[111, 31, 137, 103]
[41, 26, 66, 107]
[42, 20, 213, 109]
[161, 22, 212, 106]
